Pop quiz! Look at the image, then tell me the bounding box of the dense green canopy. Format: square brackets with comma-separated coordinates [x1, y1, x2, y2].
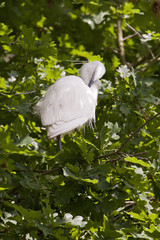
[0, 0, 160, 239]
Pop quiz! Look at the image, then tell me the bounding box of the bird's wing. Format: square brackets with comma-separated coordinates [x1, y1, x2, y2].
[37, 76, 97, 127]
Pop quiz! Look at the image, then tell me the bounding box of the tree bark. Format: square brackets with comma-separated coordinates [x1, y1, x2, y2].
[117, 19, 126, 64]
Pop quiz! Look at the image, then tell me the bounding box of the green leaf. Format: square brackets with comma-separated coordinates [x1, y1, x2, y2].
[0, 1, 160, 239]
[125, 156, 151, 168]
[126, 211, 147, 221]
[16, 135, 34, 146]
[20, 25, 36, 48]
[63, 167, 79, 180]
[8, 203, 42, 220]
[102, 215, 122, 238]
[81, 178, 98, 184]
[0, 77, 6, 89]
[65, 163, 79, 175]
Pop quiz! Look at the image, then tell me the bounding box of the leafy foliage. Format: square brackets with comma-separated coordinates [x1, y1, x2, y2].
[0, 0, 160, 239]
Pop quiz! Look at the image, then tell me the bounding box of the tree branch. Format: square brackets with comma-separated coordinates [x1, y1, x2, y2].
[95, 151, 150, 162]
[14, 90, 37, 95]
[37, 168, 58, 176]
[95, 111, 160, 160]
[117, 19, 126, 64]
[102, 152, 151, 164]
[126, 23, 155, 59]
[94, 152, 120, 160]
[117, 111, 160, 152]
[139, 52, 160, 76]
[133, 43, 160, 68]
[123, 33, 138, 41]
[13, 168, 59, 176]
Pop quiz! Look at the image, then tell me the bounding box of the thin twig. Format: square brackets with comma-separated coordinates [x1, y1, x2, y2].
[113, 197, 155, 222]
[14, 90, 37, 95]
[117, 19, 126, 64]
[12, 168, 59, 176]
[95, 110, 160, 161]
[126, 23, 155, 59]
[121, 152, 151, 161]
[139, 52, 160, 76]
[95, 151, 150, 161]
[104, 154, 151, 164]
[123, 33, 138, 41]
[128, 151, 149, 156]
[117, 111, 160, 152]
[36, 168, 58, 176]
[10, 78, 20, 95]
[94, 151, 120, 160]
[105, 156, 123, 163]
[133, 43, 160, 68]
[109, 46, 119, 54]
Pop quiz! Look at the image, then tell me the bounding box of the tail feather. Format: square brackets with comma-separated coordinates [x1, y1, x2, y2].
[47, 117, 91, 139]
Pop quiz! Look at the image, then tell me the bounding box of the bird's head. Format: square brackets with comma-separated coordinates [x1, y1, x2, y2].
[80, 61, 106, 87]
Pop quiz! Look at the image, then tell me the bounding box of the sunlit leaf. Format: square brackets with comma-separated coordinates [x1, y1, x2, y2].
[125, 156, 151, 168]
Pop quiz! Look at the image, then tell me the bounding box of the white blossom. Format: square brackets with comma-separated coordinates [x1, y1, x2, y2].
[8, 70, 18, 82]
[141, 33, 152, 42]
[117, 65, 131, 78]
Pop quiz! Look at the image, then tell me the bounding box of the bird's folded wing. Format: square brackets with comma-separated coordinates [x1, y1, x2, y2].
[36, 76, 96, 126]
[46, 116, 89, 139]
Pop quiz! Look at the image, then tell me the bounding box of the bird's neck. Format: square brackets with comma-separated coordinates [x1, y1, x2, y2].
[90, 83, 99, 101]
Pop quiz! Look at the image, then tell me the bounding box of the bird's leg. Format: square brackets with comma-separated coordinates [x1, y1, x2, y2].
[57, 135, 62, 150]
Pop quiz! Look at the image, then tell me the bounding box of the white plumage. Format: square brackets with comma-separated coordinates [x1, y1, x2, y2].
[35, 61, 105, 148]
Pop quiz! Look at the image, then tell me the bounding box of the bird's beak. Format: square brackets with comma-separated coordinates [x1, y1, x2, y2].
[88, 71, 95, 87]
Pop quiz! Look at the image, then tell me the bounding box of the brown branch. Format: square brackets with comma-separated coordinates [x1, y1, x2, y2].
[95, 151, 151, 161]
[12, 168, 59, 176]
[113, 197, 155, 222]
[123, 33, 138, 41]
[128, 151, 149, 156]
[36, 168, 59, 176]
[95, 111, 160, 161]
[117, 19, 126, 64]
[94, 151, 120, 160]
[126, 23, 155, 59]
[139, 52, 160, 76]
[133, 43, 160, 68]
[103, 152, 151, 164]
[117, 111, 160, 152]
[105, 156, 123, 163]
[121, 152, 151, 161]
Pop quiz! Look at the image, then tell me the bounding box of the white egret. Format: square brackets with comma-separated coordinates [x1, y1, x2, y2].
[35, 61, 106, 150]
